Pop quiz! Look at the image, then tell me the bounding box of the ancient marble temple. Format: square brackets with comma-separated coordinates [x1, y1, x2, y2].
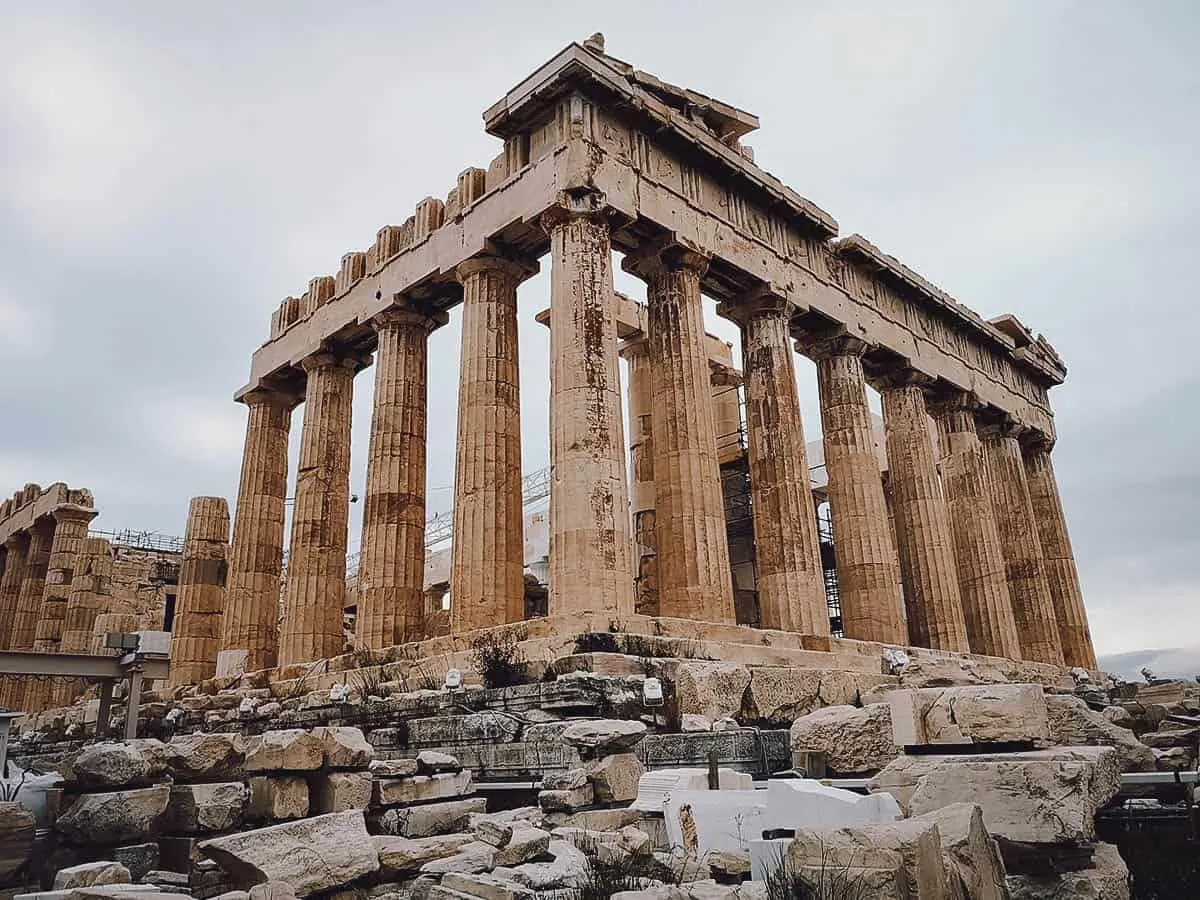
[196, 35, 1094, 682]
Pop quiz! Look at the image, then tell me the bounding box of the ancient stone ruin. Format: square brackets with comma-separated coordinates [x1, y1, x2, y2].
[1, 34, 1180, 900]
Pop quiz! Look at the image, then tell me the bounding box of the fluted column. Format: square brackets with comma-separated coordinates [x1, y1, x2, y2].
[931, 394, 1020, 658]
[447, 255, 531, 633]
[879, 374, 970, 651]
[169, 497, 230, 687]
[981, 423, 1064, 665]
[358, 304, 447, 647]
[800, 334, 905, 644]
[543, 204, 634, 617]
[1023, 439, 1096, 669]
[219, 389, 296, 676]
[54, 537, 113, 707]
[724, 293, 826, 634]
[11, 518, 55, 652]
[621, 336, 659, 615]
[0, 535, 28, 648]
[279, 351, 362, 667]
[624, 245, 734, 624]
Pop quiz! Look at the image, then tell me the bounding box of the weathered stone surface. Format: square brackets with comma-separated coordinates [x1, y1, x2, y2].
[165, 782, 247, 834]
[165, 733, 246, 782]
[374, 770, 473, 806]
[52, 861, 132, 890]
[440, 872, 536, 900]
[561, 720, 648, 757]
[911, 803, 1007, 900]
[474, 818, 513, 848]
[378, 798, 487, 838]
[538, 783, 594, 812]
[420, 841, 496, 875]
[243, 730, 323, 772]
[790, 818, 948, 899]
[248, 883, 297, 900]
[742, 668, 861, 725]
[895, 657, 1012, 689]
[370, 758, 419, 778]
[416, 750, 462, 774]
[1006, 842, 1129, 899]
[1046, 695, 1155, 772]
[868, 747, 1121, 844]
[311, 771, 373, 814]
[587, 753, 645, 804]
[789, 703, 898, 775]
[60, 740, 168, 789]
[57, 786, 171, 845]
[113, 843, 159, 882]
[493, 839, 588, 890]
[890, 684, 1049, 746]
[374, 833, 474, 876]
[247, 776, 308, 821]
[314, 727, 374, 769]
[680, 714, 712, 732]
[0, 801, 35, 879]
[492, 827, 550, 867]
[200, 811, 379, 897]
[675, 662, 750, 721]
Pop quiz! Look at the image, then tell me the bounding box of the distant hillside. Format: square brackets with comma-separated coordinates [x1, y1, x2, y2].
[1098, 647, 1200, 681]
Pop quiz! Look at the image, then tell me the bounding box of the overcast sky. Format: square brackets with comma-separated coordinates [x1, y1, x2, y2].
[1, 1, 1196, 658]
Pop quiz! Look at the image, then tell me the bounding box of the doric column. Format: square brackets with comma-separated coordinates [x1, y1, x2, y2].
[219, 388, 296, 676]
[879, 373, 970, 652]
[800, 334, 905, 644]
[358, 303, 447, 647]
[621, 336, 659, 615]
[449, 256, 533, 633]
[279, 350, 363, 667]
[169, 497, 230, 687]
[981, 422, 1064, 665]
[722, 293, 826, 634]
[0, 535, 28, 648]
[624, 244, 734, 624]
[54, 537, 113, 707]
[542, 203, 634, 617]
[1023, 438, 1096, 669]
[930, 393, 1020, 658]
[11, 518, 55, 652]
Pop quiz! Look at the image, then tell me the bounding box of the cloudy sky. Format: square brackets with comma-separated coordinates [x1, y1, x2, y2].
[1, 1, 1196, 659]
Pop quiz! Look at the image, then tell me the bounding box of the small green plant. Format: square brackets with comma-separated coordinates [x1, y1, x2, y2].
[762, 843, 874, 900]
[408, 664, 441, 692]
[470, 632, 530, 689]
[351, 665, 385, 700]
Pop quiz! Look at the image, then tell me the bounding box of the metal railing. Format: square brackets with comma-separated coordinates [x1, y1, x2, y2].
[88, 528, 184, 554]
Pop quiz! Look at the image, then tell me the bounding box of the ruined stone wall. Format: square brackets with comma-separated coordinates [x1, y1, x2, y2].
[103, 545, 180, 633]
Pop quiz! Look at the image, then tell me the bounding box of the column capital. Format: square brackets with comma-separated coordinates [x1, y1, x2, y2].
[976, 416, 1027, 441]
[51, 504, 98, 525]
[622, 239, 709, 282]
[240, 387, 303, 411]
[370, 301, 449, 335]
[454, 253, 540, 286]
[299, 349, 371, 375]
[793, 329, 869, 360]
[618, 334, 651, 360]
[716, 288, 798, 327]
[3, 534, 24, 551]
[874, 366, 936, 393]
[1021, 430, 1056, 454]
[539, 190, 614, 234]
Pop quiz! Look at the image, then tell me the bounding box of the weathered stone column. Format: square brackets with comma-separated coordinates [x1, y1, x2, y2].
[11, 518, 55, 652]
[800, 334, 905, 644]
[449, 256, 533, 634]
[723, 293, 826, 634]
[542, 203, 634, 617]
[54, 537, 113, 706]
[279, 351, 363, 667]
[1023, 438, 1096, 669]
[624, 244, 734, 624]
[879, 374, 970, 652]
[931, 393, 1020, 659]
[981, 422, 1064, 665]
[169, 497, 230, 687]
[219, 389, 296, 677]
[358, 304, 446, 648]
[621, 336, 659, 615]
[0, 535, 28, 648]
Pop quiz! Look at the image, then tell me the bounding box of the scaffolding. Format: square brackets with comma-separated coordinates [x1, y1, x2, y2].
[88, 528, 184, 554]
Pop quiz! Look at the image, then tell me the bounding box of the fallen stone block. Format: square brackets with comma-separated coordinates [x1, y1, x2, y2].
[492, 827, 550, 867]
[311, 771, 373, 814]
[416, 750, 462, 774]
[0, 800, 36, 879]
[560, 720, 648, 758]
[57, 786, 171, 845]
[538, 784, 593, 812]
[1006, 841, 1129, 899]
[868, 747, 1121, 845]
[165, 782, 247, 834]
[419, 841, 496, 875]
[890, 684, 1050, 746]
[369, 758, 419, 778]
[792, 817, 948, 898]
[742, 668, 891, 726]
[911, 803, 1007, 900]
[199, 810, 379, 897]
[763, 779, 901, 835]
[52, 861, 132, 890]
[247, 776, 308, 822]
[313, 727, 374, 769]
[789, 704, 897, 775]
[59, 741, 168, 789]
[674, 662, 751, 722]
[164, 733, 246, 782]
[374, 833, 474, 877]
[439, 872, 535, 900]
[113, 843, 159, 882]
[474, 817, 513, 848]
[587, 753, 645, 804]
[632, 767, 754, 813]
[1046, 694, 1155, 773]
[374, 770, 473, 806]
[243, 730, 324, 773]
[377, 797, 487, 838]
[492, 839, 589, 890]
[248, 881, 298, 900]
